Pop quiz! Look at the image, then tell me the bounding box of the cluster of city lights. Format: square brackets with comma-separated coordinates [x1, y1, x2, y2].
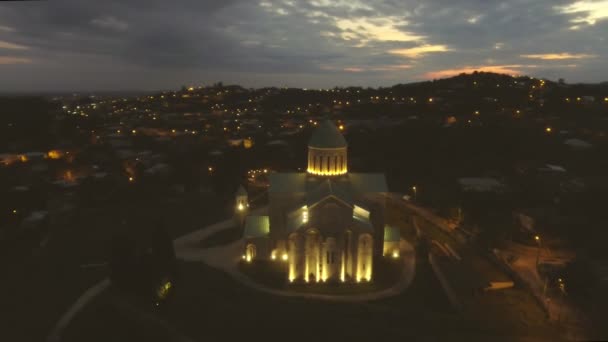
[247, 169, 268, 179]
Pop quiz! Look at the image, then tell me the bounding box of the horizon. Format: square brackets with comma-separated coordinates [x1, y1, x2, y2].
[1, 0, 608, 92]
[1, 71, 607, 96]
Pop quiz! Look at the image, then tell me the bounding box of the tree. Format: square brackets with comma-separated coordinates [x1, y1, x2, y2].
[562, 258, 596, 301]
[149, 222, 177, 279]
[109, 233, 138, 291]
[139, 222, 178, 303]
[0, 97, 57, 150]
[417, 235, 431, 259]
[108, 222, 177, 303]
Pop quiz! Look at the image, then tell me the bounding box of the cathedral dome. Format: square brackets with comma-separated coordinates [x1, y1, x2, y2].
[307, 120, 347, 176]
[308, 120, 347, 148]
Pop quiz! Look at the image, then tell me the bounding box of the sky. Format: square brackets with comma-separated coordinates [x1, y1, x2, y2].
[0, 0, 607, 92]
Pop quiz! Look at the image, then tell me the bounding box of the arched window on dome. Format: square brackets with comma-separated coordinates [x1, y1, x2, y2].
[334, 155, 338, 173]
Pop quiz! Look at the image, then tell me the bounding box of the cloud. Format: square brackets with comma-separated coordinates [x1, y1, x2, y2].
[338, 64, 412, 72]
[0, 56, 31, 64]
[0, 40, 28, 50]
[334, 17, 423, 45]
[388, 44, 450, 58]
[344, 67, 364, 72]
[0, 25, 15, 32]
[555, 1, 608, 25]
[309, 0, 373, 12]
[90, 16, 128, 32]
[520, 53, 597, 60]
[467, 15, 483, 24]
[0, 0, 606, 91]
[371, 64, 412, 71]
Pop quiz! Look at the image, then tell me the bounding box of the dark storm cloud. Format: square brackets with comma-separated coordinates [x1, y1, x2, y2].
[0, 0, 606, 91]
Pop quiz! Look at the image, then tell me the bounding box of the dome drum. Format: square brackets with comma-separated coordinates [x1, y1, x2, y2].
[307, 147, 347, 176]
[307, 120, 348, 176]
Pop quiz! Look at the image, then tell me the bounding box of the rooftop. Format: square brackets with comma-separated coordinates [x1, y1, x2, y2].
[308, 120, 347, 148]
[243, 216, 270, 238]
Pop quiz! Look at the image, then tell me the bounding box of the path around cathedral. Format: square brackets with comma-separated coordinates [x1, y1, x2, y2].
[174, 205, 417, 302]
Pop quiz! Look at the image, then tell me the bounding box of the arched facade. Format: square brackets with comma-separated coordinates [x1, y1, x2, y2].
[322, 237, 338, 281]
[357, 234, 373, 282]
[288, 233, 301, 282]
[342, 230, 353, 281]
[245, 243, 256, 262]
[304, 229, 321, 282]
[286, 228, 374, 283]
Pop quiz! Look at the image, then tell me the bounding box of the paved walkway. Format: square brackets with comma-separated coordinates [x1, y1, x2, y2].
[47, 278, 111, 342]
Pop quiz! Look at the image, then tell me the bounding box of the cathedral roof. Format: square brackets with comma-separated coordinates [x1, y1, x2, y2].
[236, 185, 247, 196]
[348, 173, 389, 193]
[306, 179, 353, 207]
[285, 206, 307, 233]
[243, 216, 270, 238]
[308, 120, 347, 148]
[384, 225, 400, 242]
[268, 172, 388, 194]
[268, 173, 307, 193]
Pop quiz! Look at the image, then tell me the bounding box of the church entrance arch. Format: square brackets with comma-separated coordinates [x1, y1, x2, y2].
[245, 243, 256, 262]
[304, 229, 320, 282]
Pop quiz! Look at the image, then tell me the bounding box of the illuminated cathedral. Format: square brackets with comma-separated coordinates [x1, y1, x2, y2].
[240, 120, 397, 283]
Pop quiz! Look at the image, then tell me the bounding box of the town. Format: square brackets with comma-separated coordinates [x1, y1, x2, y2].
[2, 72, 608, 341]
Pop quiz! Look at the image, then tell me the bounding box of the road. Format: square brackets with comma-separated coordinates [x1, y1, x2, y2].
[497, 243, 589, 339]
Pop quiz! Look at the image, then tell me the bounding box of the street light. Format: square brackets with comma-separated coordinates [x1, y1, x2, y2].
[535, 235, 541, 267]
[412, 186, 417, 201]
[557, 278, 566, 323]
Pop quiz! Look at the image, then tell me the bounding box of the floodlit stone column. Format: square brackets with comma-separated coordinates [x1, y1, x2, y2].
[357, 234, 373, 282]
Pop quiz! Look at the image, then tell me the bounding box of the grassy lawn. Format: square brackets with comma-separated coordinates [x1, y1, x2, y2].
[59, 194, 559, 342]
[0, 188, 231, 342]
[63, 258, 560, 342]
[463, 288, 556, 338]
[389, 206, 559, 340]
[62, 290, 174, 342]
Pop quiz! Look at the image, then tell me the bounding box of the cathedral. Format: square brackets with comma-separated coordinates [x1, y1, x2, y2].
[239, 120, 397, 283]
